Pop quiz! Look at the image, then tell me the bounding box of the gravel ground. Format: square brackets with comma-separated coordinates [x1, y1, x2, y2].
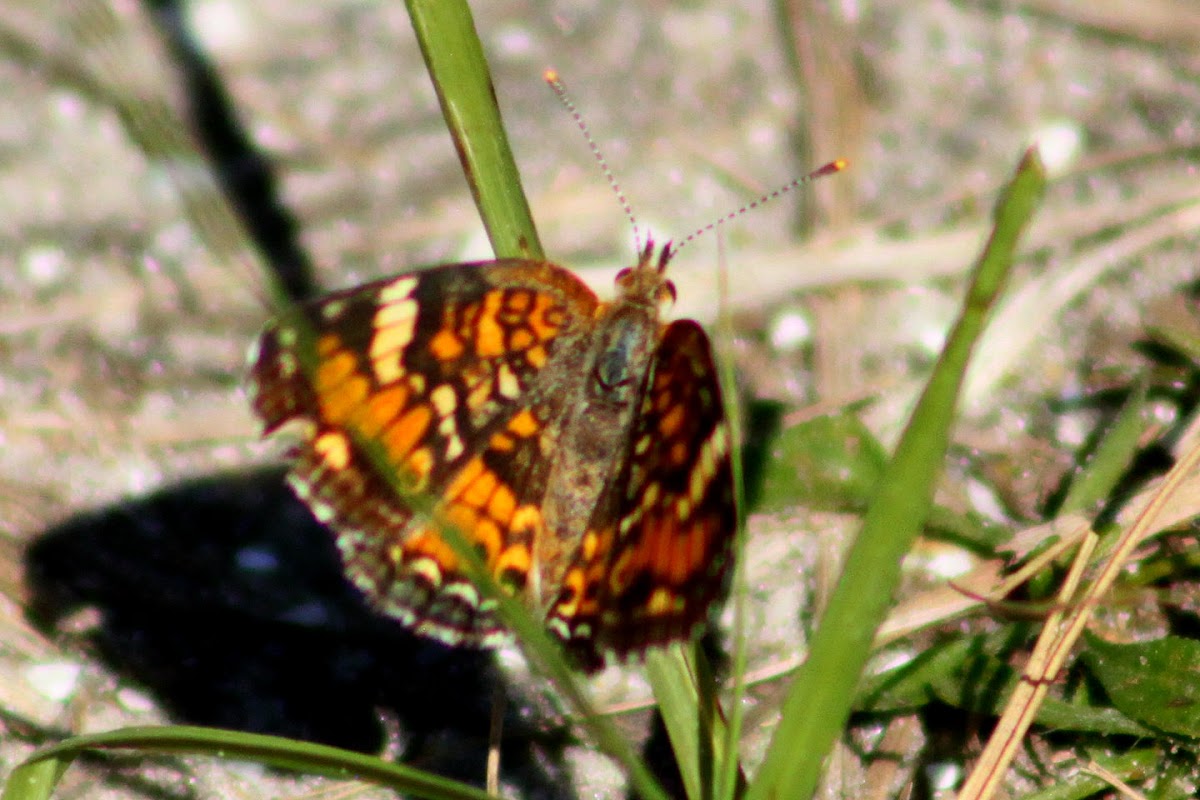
[2, 1, 1198, 798]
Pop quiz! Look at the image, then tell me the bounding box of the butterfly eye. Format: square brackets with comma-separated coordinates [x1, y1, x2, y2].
[661, 280, 677, 305]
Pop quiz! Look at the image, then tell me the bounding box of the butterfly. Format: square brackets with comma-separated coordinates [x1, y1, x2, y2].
[248, 238, 734, 670]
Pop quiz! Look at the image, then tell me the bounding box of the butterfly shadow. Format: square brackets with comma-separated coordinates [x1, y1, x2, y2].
[23, 466, 572, 796]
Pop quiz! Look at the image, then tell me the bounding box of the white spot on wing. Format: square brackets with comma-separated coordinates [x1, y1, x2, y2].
[379, 276, 418, 303]
[497, 363, 521, 398]
[322, 299, 346, 320]
[431, 384, 458, 417]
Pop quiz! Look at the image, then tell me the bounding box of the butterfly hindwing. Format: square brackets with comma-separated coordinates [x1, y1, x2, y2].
[547, 319, 735, 665]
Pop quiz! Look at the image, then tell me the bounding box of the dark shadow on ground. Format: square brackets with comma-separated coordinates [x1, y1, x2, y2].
[24, 466, 571, 796]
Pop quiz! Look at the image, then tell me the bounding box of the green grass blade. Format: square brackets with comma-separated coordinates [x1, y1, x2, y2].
[6, 726, 494, 800]
[644, 645, 737, 800]
[745, 147, 1047, 800]
[713, 240, 750, 800]
[405, 0, 542, 260]
[397, 7, 666, 798]
[640, 239, 747, 800]
[2, 757, 71, 800]
[1056, 383, 1149, 515]
[645, 648, 707, 800]
[274, 282, 669, 800]
[40, 1, 268, 298]
[459, 562, 671, 800]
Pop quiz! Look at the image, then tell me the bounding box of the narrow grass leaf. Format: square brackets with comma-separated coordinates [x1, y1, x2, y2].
[1056, 384, 1149, 516]
[713, 237, 751, 800]
[405, 0, 542, 260]
[5, 726, 494, 800]
[746, 148, 1046, 800]
[397, 6, 668, 798]
[2, 757, 71, 800]
[644, 645, 737, 800]
[43, 1, 269, 299]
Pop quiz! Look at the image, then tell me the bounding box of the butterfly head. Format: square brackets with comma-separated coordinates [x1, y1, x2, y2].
[614, 238, 677, 308]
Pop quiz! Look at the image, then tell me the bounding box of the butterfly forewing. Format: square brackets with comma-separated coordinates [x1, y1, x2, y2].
[248, 260, 599, 646]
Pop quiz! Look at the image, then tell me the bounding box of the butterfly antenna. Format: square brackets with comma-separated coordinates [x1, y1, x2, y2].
[674, 158, 848, 253]
[544, 68, 643, 252]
